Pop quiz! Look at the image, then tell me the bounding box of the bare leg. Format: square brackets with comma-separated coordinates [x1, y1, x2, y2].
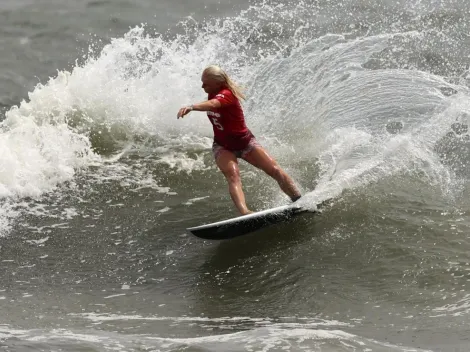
[243, 146, 301, 201]
[215, 149, 252, 215]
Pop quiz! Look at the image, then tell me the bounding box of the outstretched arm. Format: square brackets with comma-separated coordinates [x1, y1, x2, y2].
[177, 99, 222, 119]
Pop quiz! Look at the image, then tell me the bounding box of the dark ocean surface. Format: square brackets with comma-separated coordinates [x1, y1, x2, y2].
[2, 0, 470, 351]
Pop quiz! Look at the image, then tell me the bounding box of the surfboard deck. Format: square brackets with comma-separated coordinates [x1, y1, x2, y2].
[187, 204, 311, 240]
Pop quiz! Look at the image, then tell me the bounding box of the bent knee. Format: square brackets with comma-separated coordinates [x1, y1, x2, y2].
[222, 168, 241, 183]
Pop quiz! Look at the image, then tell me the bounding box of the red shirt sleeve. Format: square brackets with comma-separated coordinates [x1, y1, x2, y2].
[214, 89, 236, 107]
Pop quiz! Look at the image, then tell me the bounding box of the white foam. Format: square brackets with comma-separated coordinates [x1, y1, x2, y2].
[433, 293, 470, 317]
[103, 293, 126, 299]
[184, 196, 210, 205]
[1, 84, 100, 201]
[71, 312, 349, 326]
[0, 320, 428, 352]
[2, 12, 469, 237]
[25, 236, 49, 245]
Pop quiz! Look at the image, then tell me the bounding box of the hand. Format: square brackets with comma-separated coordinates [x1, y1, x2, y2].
[177, 106, 193, 119]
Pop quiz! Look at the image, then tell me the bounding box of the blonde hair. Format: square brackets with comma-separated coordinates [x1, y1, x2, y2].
[202, 65, 246, 101]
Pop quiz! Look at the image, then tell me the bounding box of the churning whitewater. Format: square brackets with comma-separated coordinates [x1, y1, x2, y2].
[1, 24, 468, 235]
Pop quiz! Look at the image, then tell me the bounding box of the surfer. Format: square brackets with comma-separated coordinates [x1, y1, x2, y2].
[177, 65, 301, 215]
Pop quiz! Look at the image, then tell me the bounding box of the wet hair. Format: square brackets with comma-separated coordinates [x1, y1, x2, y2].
[202, 65, 246, 101]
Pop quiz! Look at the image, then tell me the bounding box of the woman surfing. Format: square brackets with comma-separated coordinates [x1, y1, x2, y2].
[177, 65, 301, 215]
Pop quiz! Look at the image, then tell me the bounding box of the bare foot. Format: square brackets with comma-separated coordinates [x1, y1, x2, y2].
[240, 210, 254, 216]
[291, 194, 302, 202]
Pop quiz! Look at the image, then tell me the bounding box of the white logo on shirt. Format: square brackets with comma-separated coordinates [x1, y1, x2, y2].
[207, 111, 221, 118]
[211, 117, 224, 130]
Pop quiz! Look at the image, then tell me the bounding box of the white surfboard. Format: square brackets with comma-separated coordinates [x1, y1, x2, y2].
[187, 204, 311, 240]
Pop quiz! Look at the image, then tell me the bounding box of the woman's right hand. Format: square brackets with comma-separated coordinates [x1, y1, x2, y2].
[177, 106, 193, 119]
